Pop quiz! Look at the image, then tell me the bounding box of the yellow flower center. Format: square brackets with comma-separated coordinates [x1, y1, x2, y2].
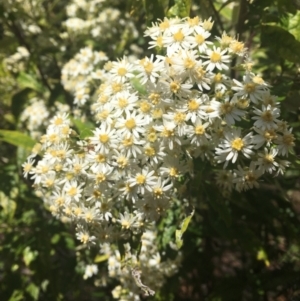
[283, 133, 295, 146]
[118, 97, 128, 108]
[139, 100, 151, 113]
[96, 153, 106, 163]
[96, 173, 106, 183]
[214, 73, 222, 83]
[99, 134, 109, 143]
[145, 146, 156, 157]
[261, 111, 273, 122]
[173, 30, 184, 42]
[122, 136, 133, 147]
[184, 57, 195, 69]
[67, 187, 77, 197]
[231, 138, 244, 151]
[170, 81, 181, 93]
[152, 108, 163, 119]
[149, 93, 161, 105]
[264, 154, 274, 163]
[263, 130, 276, 141]
[210, 52, 221, 63]
[195, 125, 205, 135]
[230, 41, 245, 54]
[236, 98, 249, 109]
[195, 34, 204, 45]
[188, 99, 199, 111]
[136, 174, 146, 185]
[156, 36, 163, 47]
[125, 118, 136, 129]
[169, 167, 178, 177]
[117, 156, 128, 169]
[220, 102, 234, 114]
[174, 112, 186, 124]
[117, 67, 127, 76]
[244, 83, 256, 93]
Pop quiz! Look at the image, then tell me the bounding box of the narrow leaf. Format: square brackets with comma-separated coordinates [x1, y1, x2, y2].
[0, 130, 36, 150]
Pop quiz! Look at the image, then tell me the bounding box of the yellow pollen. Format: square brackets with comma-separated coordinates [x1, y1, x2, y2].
[117, 67, 127, 76]
[136, 174, 146, 184]
[237, 98, 249, 109]
[159, 20, 170, 30]
[195, 34, 204, 45]
[169, 167, 178, 177]
[156, 36, 163, 47]
[149, 93, 161, 105]
[162, 128, 174, 137]
[174, 112, 186, 124]
[253, 76, 264, 85]
[188, 99, 199, 111]
[55, 197, 64, 207]
[99, 134, 109, 143]
[230, 41, 244, 54]
[196, 67, 206, 79]
[244, 83, 256, 93]
[188, 16, 200, 26]
[210, 52, 221, 63]
[139, 100, 151, 113]
[80, 233, 89, 244]
[112, 82, 122, 93]
[245, 172, 256, 182]
[214, 73, 222, 83]
[125, 118, 136, 129]
[184, 58, 195, 69]
[96, 173, 106, 183]
[261, 111, 273, 122]
[152, 108, 163, 119]
[84, 212, 94, 223]
[220, 102, 234, 114]
[145, 146, 156, 157]
[93, 190, 101, 198]
[67, 187, 77, 197]
[96, 153, 106, 163]
[122, 136, 133, 146]
[147, 132, 157, 142]
[283, 133, 295, 146]
[54, 117, 63, 126]
[73, 164, 82, 174]
[121, 220, 131, 229]
[195, 125, 205, 135]
[143, 61, 153, 74]
[117, 156, 128, 168]
[73, 207, 82, 216]
[24, 163, 32, 173]
[264, 154, 274, 163]
[98, 110, 109, 120]
[54, 164, 62, 172]
[264, 130, 277, 141]
[170, 81, 180, 93]
[231, 138, 244, 151]
[118, 97, 128, 108]
[154, 188, 163, 198]
[173, 30, 184, 42]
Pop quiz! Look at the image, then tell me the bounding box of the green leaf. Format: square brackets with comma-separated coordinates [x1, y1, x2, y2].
[261, 25, 300, 63]
[71, 118, 94, 139]
[175, 208, 194, 249]
[167, 0, 191, 18]
[17, 72, 45, 93]
[8, 290, 24, 301]
[23, 246, 38, 266]
[0, 130, 36, 150]
[144, 0, 167, 23]
[131, 77, 147, 95]
[11, 88, 32, 120]
[94, 254, 109, 263]
[26, 283, 39, 301]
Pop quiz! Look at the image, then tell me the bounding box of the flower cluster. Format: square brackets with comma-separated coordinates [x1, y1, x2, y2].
[61, 0, 138, 43]
[102, 230, 180, 300]
[20, 99, 70, 139]
[24, 17, 294, 291]
[61, 47, 108, 107]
